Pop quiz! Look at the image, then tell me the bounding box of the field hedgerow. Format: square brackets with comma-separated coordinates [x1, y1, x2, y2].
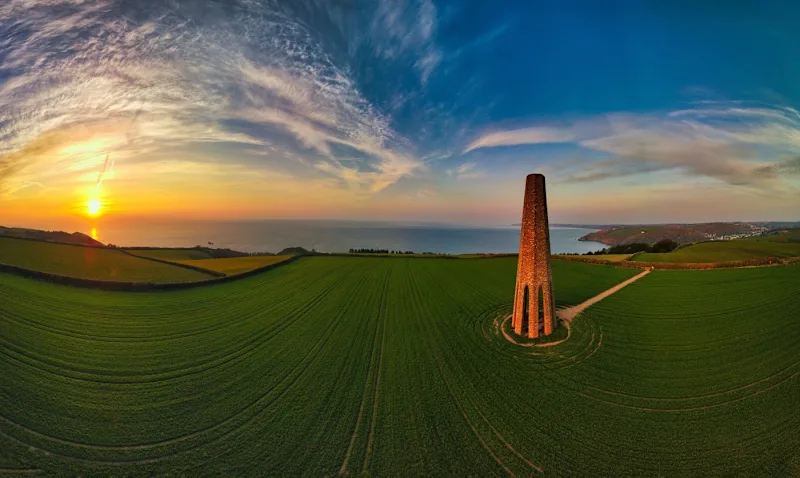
[175, 255, 293, 275]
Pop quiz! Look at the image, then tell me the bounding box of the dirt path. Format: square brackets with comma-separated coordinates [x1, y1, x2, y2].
[557, 270, 651, 321]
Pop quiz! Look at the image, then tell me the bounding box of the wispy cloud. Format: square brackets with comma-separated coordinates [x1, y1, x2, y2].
[464, 126, 578, 152]
[448, 161, 483, 180]
[0, 0, 422, 198]
[369, 0, 441, 84]
[465, 104, 800, 189]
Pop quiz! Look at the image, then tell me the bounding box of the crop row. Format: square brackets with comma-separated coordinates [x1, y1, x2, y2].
[0, 258, 797, 475]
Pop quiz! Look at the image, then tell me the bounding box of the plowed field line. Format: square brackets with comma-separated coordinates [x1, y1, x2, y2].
[464, 394, 543, 473]
[360, 263, 393, 473]
[586, 359, 800, 402]
[0, 266, 357, 385]
[438, 364, 514, 476]
[574, 372, 799, 412]
[339, 265, 392, 475]
[0, 265, 376, 464]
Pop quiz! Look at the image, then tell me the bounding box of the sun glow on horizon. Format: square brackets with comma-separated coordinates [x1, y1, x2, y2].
[87, 199, 101, 217]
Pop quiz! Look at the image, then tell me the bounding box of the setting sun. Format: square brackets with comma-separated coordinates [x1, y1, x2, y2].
[87, 199, 101, 216]
[2, 2, 800, 476]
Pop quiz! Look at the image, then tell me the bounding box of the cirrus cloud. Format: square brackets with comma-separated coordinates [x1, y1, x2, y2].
[0, 0, 423, 198]
[465, 103, 800, 189]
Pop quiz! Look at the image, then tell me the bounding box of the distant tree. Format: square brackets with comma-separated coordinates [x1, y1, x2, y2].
[279, 246, 310, 255]
[608, 243, 652, 254]
[651, 238, 679, 253]
[350, 248, 388, 254]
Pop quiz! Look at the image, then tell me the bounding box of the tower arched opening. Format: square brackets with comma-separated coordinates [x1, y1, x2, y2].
[521, 285, 530, 336]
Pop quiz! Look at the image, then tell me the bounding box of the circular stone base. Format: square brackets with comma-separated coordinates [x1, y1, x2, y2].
[499, 315, 570, 347]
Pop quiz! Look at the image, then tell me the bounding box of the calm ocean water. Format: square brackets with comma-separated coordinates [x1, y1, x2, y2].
[92, 220, 606, 255]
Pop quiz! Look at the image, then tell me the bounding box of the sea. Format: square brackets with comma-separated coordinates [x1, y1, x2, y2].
[88, 219, 607, 255]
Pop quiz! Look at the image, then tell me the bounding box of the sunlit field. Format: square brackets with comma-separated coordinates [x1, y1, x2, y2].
[126, 248, 218, 261]
[0, 237, 212, 283]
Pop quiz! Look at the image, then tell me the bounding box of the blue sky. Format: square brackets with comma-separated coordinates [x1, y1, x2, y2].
[1, 0, 799, 226]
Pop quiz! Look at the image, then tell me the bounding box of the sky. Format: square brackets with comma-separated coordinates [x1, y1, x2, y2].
[1, 0, 799, 228]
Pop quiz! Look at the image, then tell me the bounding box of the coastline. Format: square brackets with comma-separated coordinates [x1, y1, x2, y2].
[3, 220, 607, 256]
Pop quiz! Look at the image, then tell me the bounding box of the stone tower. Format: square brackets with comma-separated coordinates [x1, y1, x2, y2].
[512, 174, 556, 338]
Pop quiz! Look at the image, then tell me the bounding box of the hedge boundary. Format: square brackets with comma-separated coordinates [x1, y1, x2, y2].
[118, 249, 225, 277]
[322, 252, 460, 260]
[621, 256, 800, 270]
[2, 253, 797, 292]
[0, 255, 304, 292]
[554, 254, 800, 269]
[553, 255, 638, 267]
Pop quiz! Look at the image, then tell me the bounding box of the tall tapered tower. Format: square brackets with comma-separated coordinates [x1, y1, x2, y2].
[512, 174, 556, 338]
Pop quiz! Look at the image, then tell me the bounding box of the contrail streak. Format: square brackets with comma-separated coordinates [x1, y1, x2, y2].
[93, 109, 137, 195]
[94, 153, 112, 193]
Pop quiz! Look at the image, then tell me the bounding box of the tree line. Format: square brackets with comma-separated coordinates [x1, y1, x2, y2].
[348, 248, 440, 255]
[582, 238, 680, 255]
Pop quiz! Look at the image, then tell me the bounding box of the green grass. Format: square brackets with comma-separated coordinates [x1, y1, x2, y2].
[0, 237, 213, 283]
[0, 257, 797, 475]
[176, 255, 293, 275]
[635, 239, 800, 263]
[126, 248, 215, 261]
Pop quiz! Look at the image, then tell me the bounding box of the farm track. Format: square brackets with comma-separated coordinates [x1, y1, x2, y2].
[408, 264, 514, 474]
[360, 263, 392, 473]
[412, 262, 542, 476]
[555, 269, 650, 321]
[340, 263, 392, 474]
[0, 258, 798, 475]
[437, 363, 514, 476]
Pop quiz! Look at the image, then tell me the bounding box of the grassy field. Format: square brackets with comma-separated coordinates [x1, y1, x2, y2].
[635, 239, 800, 263]
[0, 237, 213, 283]
[0, 257, 797, 475]
[126, 248, 215, 261]
[555, 253, 632, 262]
[175, 255, 293, 275]
[745, 229, 800, 243]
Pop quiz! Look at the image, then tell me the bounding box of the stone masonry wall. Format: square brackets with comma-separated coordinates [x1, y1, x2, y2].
[512, 174, 556, 338]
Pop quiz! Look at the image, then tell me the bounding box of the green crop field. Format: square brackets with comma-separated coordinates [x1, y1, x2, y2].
[0, 237, 213, 283]
[0, 257, 797, 475]
[126, 248, 215, 261]
[635, 239, 800, 263]
[175, 255, 293, 275]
